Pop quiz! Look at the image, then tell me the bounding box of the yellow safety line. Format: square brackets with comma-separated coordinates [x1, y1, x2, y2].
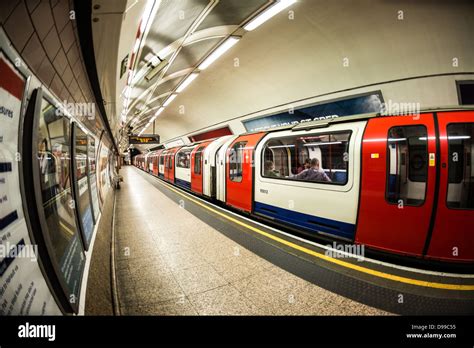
[59, 221, 75, 237]
[151, 175, 474, 291]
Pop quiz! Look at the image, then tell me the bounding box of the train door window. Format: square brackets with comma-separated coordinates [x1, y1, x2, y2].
[74, 125, 94, 247]
[194, 146, 205, 174]
[261, 132, 351, 184]
[229, 141, 247, 182]
[386, 125, 428, 206]
[87, 136, 99, 219]
[159, 154, 164, 165]
[447, 123, 474, 209]
[177, 148, 192, 168]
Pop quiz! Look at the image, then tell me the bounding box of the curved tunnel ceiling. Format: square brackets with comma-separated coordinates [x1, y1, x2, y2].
[118, 0, 272, 151]
[92, 0, 474, 152]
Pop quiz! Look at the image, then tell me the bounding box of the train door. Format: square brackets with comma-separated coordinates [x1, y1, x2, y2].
[203, 136, 231, 198]
[356, 114, 437, 257]
[191, 142, 211, 194]
[152, 153, 159, 176]
[426, 111, 474, 262]
[158, 150, 165, 178]
[167, 147, 180, 183]
[225, 133, 266, 212]
[216, 136, 238, 202]
[163, 150, 170, 181]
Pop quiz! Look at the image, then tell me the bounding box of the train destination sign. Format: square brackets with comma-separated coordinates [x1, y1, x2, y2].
[129, 134, 161, 144]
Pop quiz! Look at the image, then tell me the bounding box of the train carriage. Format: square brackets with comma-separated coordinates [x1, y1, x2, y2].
[134, 109, 474, 264]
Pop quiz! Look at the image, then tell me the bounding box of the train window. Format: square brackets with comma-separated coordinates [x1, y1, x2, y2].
[447, 123, 474, 209]
[229, 141, 247, 182]
[176, 148, 192, 168]
[74, 125, 94, 247]
[36, 98, 85, 300]
[386, 125, 427, 206]
[159, 154, 164, 165]
[261, 132, 351, 185]
[87, 136, 100, 219]
[194, 146, 205, 174]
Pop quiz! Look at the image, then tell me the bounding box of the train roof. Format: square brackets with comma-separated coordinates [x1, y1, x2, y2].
[141, 106, 472, 153]
[240, 106, 473, 135]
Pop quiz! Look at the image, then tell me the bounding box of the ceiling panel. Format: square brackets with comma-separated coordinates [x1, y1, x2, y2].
[137, 0, 210, 64]
[196, 0, 270, 31]
[152, 76, 182, 98]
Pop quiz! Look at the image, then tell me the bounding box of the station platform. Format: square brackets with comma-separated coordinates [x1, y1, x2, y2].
[111, 167, 474, 316]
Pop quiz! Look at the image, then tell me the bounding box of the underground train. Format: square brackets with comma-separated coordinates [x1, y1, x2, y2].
[134, 109, 474, 264]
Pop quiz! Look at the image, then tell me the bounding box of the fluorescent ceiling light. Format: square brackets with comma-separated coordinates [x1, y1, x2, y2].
[198, 37, 240, 70]
[139, 0, 155, 33]
[133, 38, 141, 53]
[176, 73, 199, 93]
[155, 107, 164, 116]
[163, 94, 177, 107]
[269, 145, 295, 149]
[244, 0, 297, 31]
[304, 141, 342, 146]
[448, 135, 471, 140]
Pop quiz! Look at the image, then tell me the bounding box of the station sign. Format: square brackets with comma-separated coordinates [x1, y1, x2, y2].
[129, 134, 161, 144]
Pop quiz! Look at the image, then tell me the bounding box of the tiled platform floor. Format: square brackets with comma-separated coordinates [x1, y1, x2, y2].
[114, 166, 391, 315]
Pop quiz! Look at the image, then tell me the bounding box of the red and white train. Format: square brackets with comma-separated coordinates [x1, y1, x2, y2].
[134, 109, 474, 264]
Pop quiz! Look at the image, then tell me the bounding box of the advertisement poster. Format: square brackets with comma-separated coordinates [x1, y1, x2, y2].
[0, 53, 61, 314]
[242, 92, 384, 132]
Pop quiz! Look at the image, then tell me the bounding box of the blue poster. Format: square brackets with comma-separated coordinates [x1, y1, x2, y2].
[242, 91, 384, 132]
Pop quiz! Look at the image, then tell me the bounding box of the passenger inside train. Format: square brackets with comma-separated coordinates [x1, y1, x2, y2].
[263, 133, 350, 184]
[264, 160, 280, 178]
[291, 158, 332, 182]
[297, 158, 311, 174]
